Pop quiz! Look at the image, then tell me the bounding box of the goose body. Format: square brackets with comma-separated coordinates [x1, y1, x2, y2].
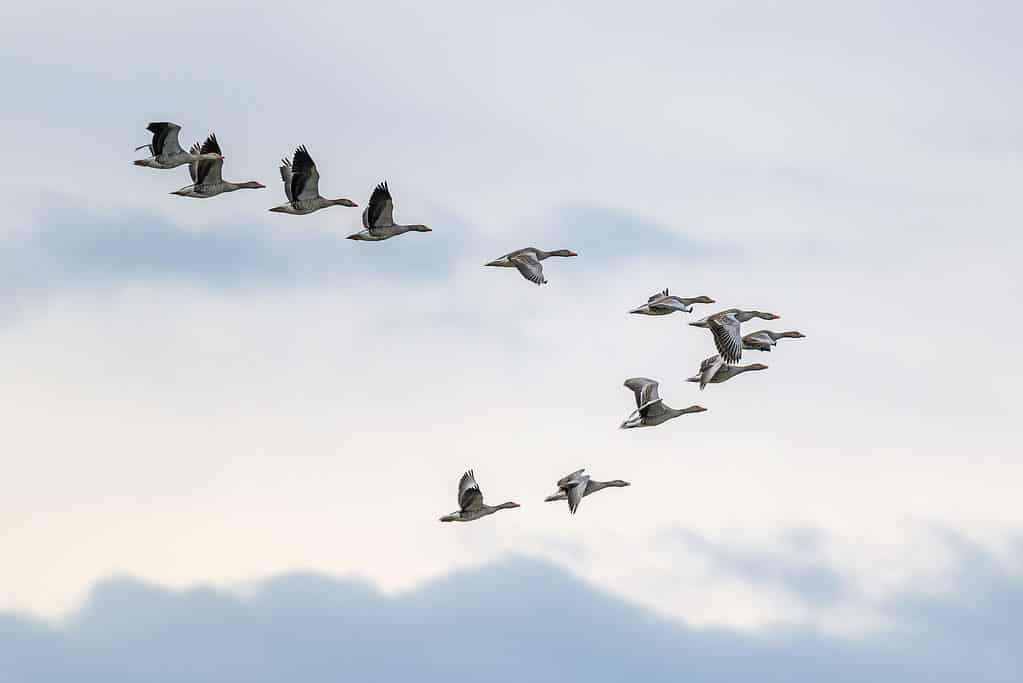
[347, 182, 432, 241]
[689, 309, 780, 364]
[485, 247, 577, 285]
[134, 122, 222, 169]
[439, 470, 520, 523]
[742, 329, 806, 351]
[171, 134, 265, 198]
[544, 469, 630, 514]
[269, 146, 357, 214]
[620, 377, 706, 428]
[687, 355, 768, 387]
[629, 289, 714, 316]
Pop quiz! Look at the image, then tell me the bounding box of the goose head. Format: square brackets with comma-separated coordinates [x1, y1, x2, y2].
[238, 181, 266, 190]
[681, 405, 708, 414]
[330, 198, 358, 207]
[549, 249, 577, 257]
[607, 480, 631, 487]
[690, 296, 716, 304]
[497, 501, 521, 510]
[408, 224, 432, 232]
[438, 512, 459, 522]
[198, 152, 224, 161]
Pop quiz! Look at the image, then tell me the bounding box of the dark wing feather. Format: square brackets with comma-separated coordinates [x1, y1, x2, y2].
[290, 146, 320, 202]
[195, 133, 223, 186]
[458, 470, 484, 512]
[146, 122, 182, 157]
[709, 313, 743, 364]
[279, 159, 293, 202]
[511, 254, 546, 284]
[363, 181, 394, 230]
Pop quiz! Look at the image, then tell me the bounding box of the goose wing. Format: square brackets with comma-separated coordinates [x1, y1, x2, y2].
[187, 142, 200, 183]
[557, 469, 586, 489]
[279, 158, 294, 202]
[566, 475, 588, 514]
[624, 377, 663, 417]
[709, 312, 743, 364]
[146, 122, 182, 157]
[511, 253, 546, 284]
[458, 470, 484, 512]
[362, 182, 395, 230]
[698, 354, 724, 390]
[290, 146, 321, 202]
[194, 133, 223, 186]
[647, 288, 669, 303]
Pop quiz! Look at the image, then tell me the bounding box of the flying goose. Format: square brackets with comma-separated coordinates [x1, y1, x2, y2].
[687, 354, 768, 388]
[439, 470, 520, 523]
[269, 146, 357, 214]
[347, 182, 432, 240]
[484, 247, 577, 285]
[134, 122, 223, 169]
[171, 134, 265, 198]
[544, 469, 630, 514]
[621, 377, 706, 428]
[689, 309, 780, 364]
[742, 329, 806, 351]
[629, 289, 715, 316]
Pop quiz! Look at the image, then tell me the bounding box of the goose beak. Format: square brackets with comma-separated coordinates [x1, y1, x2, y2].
[484, 259, 502, 267]
[268, 206, 285, 213]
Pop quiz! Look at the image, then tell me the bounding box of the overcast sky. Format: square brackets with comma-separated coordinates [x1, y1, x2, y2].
[1, 1, 1021, 679]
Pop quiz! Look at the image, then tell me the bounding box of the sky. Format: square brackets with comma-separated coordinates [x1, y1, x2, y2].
[1, 1, 1021, 680]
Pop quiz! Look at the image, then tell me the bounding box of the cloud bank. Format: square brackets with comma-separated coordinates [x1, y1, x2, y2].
[2, 549, 1020, 683]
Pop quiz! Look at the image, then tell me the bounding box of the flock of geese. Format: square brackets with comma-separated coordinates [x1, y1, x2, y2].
[133, 120, 806, 522]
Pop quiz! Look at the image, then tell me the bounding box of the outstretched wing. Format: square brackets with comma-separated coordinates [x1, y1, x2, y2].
[146, 122, 182, 157]
[648, 288, 669, 303]
[511, 254, 546, 285]
[279, 158, 293, 202]
[290, 146, 320, 202]
[709, 313, 743, 364]
[624, 377, 660, 411]
[362, 182, 395, 230]
[458, 470, 484, 512]
[556, 469, 586, 489]
[195, 133, 223, 186]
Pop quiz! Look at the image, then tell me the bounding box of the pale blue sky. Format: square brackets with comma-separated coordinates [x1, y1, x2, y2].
[1, 1, 1021, 680]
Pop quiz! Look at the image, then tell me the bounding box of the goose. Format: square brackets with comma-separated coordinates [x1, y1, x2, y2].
[689, 309, 780, 364]
[621, 377, 706, 428]
[269, 146, 357, 214]
[543, 469, 630, 514]
[687, 354, 768, 388]
[742, 329, 806, 351]
[439, 470, 520, 523]
[171, 134, 265, 198]
[484, 247, 577, 285]
[347, 182, 432, 240]
[134, 122, 223, 169]
[629, 289, 715, 316]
